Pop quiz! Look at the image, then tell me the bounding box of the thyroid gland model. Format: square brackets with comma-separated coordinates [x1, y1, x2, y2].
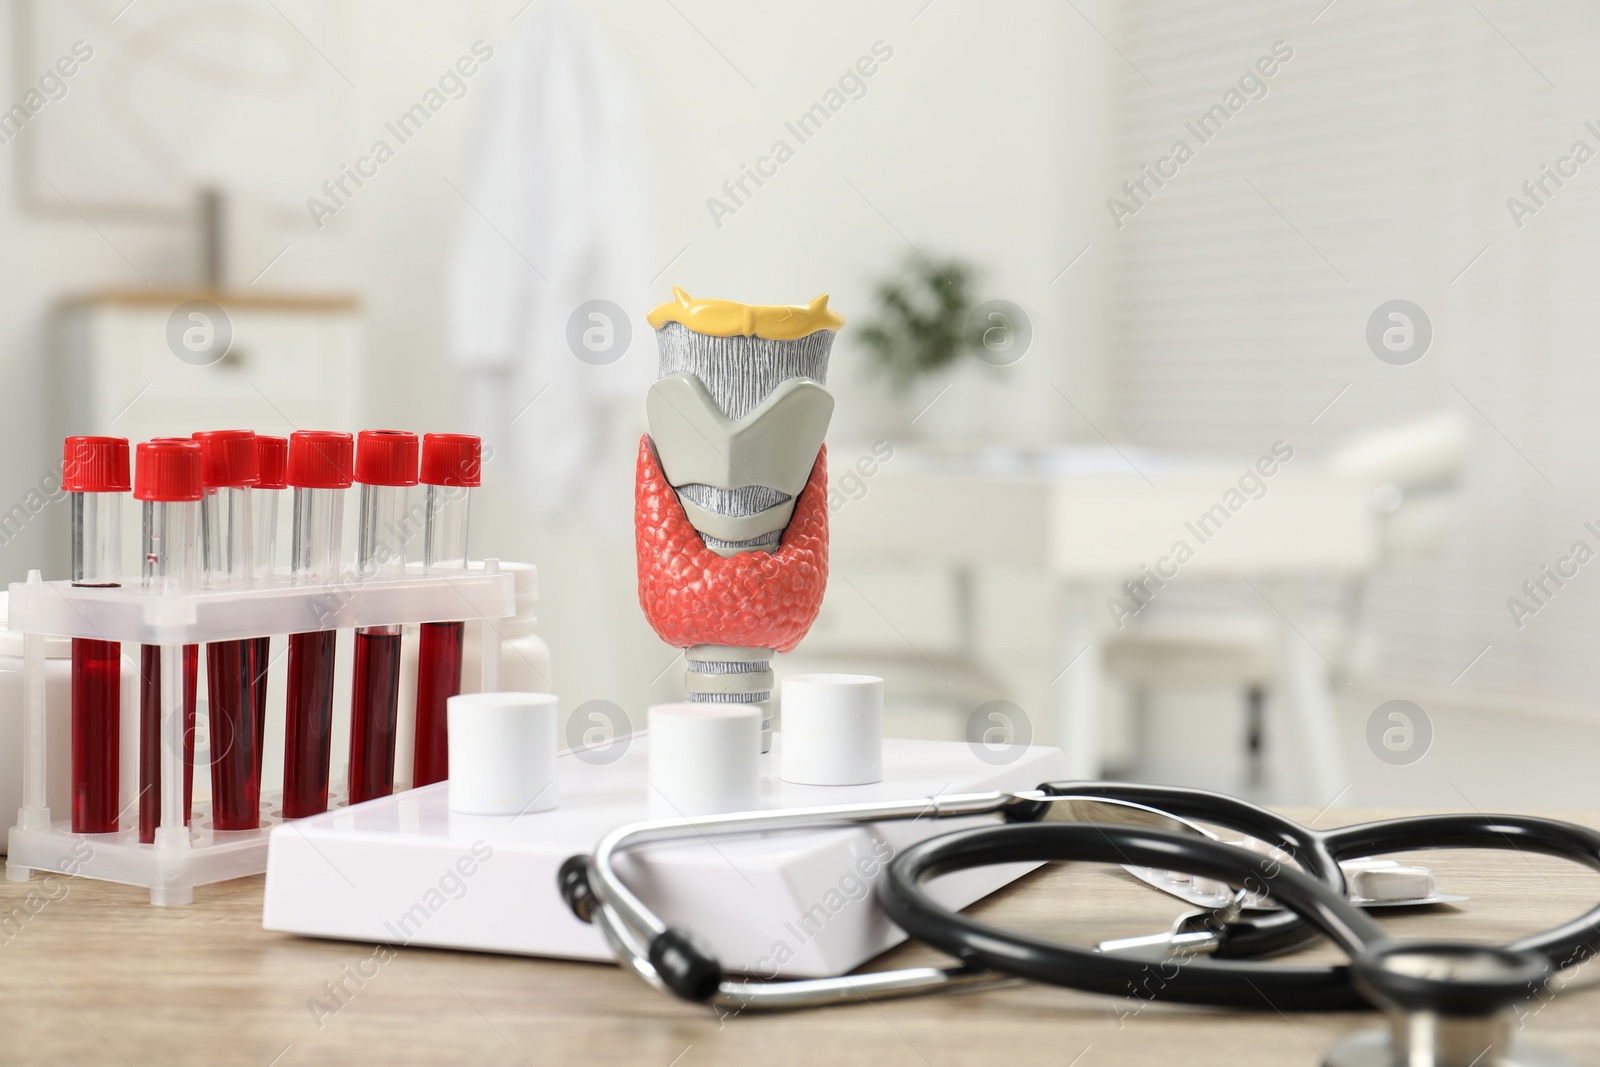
[635, 288, 841, 751]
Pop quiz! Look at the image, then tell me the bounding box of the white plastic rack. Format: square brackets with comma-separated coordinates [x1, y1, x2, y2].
[4, 560, 514, 905]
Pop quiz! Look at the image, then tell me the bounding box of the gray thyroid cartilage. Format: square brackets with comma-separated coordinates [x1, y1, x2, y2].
[649, 321, 835, 557]
[646, 374, 834, 546]
[648, 318, 837, 749]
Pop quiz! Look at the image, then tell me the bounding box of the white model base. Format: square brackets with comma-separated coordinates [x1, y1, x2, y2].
[263, 735, 1070, 979]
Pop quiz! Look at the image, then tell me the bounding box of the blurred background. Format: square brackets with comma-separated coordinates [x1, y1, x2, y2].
[3, 0, 1596, 810]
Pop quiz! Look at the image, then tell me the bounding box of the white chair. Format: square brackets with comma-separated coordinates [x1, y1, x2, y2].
[1103, 412, 1470, 801]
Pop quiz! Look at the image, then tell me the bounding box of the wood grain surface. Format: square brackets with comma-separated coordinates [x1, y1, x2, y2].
[2, 809, 1597, 1066]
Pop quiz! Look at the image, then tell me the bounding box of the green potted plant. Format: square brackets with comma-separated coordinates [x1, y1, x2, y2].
[858, 256, 976, 393]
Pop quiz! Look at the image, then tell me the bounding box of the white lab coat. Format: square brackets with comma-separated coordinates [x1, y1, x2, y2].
[448, 0, 652, 532]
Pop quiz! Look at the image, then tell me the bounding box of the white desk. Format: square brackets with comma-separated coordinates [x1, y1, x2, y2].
[828, 445, 1379, 791]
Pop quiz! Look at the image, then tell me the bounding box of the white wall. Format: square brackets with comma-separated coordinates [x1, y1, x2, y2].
[0, 0, 1113, 730]
[588, 0, 1114, 446]
[1105, 0, 1600, 734]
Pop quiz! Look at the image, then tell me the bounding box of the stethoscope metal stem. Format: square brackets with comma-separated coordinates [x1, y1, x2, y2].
[1323, 1011, 1569, 1067]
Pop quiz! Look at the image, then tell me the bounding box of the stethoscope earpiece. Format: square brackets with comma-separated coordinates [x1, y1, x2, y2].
[1326, 943, 1567, 1067]
[558, 853, 596, 924]
[648, 928, 724, 1003]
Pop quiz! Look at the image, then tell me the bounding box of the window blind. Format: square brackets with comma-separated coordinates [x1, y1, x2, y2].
[1105, 0, 1600, 717]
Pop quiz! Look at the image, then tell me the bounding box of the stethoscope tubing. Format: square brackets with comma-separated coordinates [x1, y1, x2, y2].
[569, 780, 1600, 1014]
[1182, 811, 1600, 966]
[1320, 813, 1600, 966]
[880, 821, 1387, 1011]
[1022, 781, 1344, 958]
[573, 782, 1353, 1010]
[1024, 780, 1343, 880]
[1032, 784, 1600, 969]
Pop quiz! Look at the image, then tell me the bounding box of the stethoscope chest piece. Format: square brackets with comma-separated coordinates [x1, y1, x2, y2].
[1324, 943, 1568, 1067]
[1325, 1031, 1567, 1067]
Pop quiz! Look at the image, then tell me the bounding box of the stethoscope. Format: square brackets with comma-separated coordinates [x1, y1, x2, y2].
[560, 780, 1600, 1067]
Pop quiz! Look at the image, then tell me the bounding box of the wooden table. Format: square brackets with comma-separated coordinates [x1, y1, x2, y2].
[3, 810, 1597, 1066]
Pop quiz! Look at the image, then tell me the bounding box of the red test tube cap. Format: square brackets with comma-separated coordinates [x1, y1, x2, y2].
[288, 431, 354, 490]
[256, 436, 289, 490]
[192, 430, 260, 489]
[134, 440, 204, 502]
[419, 433, 482, 488]
[62, 436, 131, 493]
[354, 430, 419, 487]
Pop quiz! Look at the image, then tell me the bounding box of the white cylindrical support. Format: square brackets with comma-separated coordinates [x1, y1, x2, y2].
[479, 559, 501, 693]
[1057, 581, 1105, 778]
[1270, 579, 1350, 806]
[156, 640, 187, 850]
[648, 702, 760, 817]
[778, 674, 884, 786]
[446, 691, 558, 815]
[17, 569, 47, 830]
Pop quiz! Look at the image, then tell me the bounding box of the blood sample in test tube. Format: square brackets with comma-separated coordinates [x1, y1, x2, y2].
[412, 433, 481, 788]
[281, 431, 352, 819]
[347, 430, 418, 805]
[192, 429, 261, 831]
[134, 439, 202, 844]
[250, 435, 287, 788]
[64, 435, 130, 835]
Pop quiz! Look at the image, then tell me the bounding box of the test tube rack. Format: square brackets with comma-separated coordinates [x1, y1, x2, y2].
[4, 560, 514, 905]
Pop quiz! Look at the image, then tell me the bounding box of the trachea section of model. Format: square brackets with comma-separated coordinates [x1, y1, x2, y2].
[193, 430, 262, 831]
[64, 436, 131, 834]
[413, 434, 480, 788]
[347, 430, 418, 805]
[134, 439, 203, 843]
[635, 290, 840, 752]
[250, 435, 287, 789]
[283, 431, 352, 819]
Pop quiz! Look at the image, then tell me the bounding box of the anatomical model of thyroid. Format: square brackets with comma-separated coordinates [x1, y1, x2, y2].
[635, 288, 841, 751]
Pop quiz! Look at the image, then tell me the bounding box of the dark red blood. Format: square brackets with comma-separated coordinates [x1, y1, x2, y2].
[635, 436, 828, 653]
[412, 620, 464, 788]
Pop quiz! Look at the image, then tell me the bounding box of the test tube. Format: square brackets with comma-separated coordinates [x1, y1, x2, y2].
[192, 429, 261, 831]
[134, 439, 202, 844]
[253, 436, 287, 581]
[250, 435, 287, 787]
[64, 436, 130, 835]
[412, 433, 481, 788]
[282, 431, 352, 818]
[348, 430, 418, 805]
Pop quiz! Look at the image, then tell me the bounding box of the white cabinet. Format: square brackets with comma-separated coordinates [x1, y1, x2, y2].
[57, 289, 364, 443]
